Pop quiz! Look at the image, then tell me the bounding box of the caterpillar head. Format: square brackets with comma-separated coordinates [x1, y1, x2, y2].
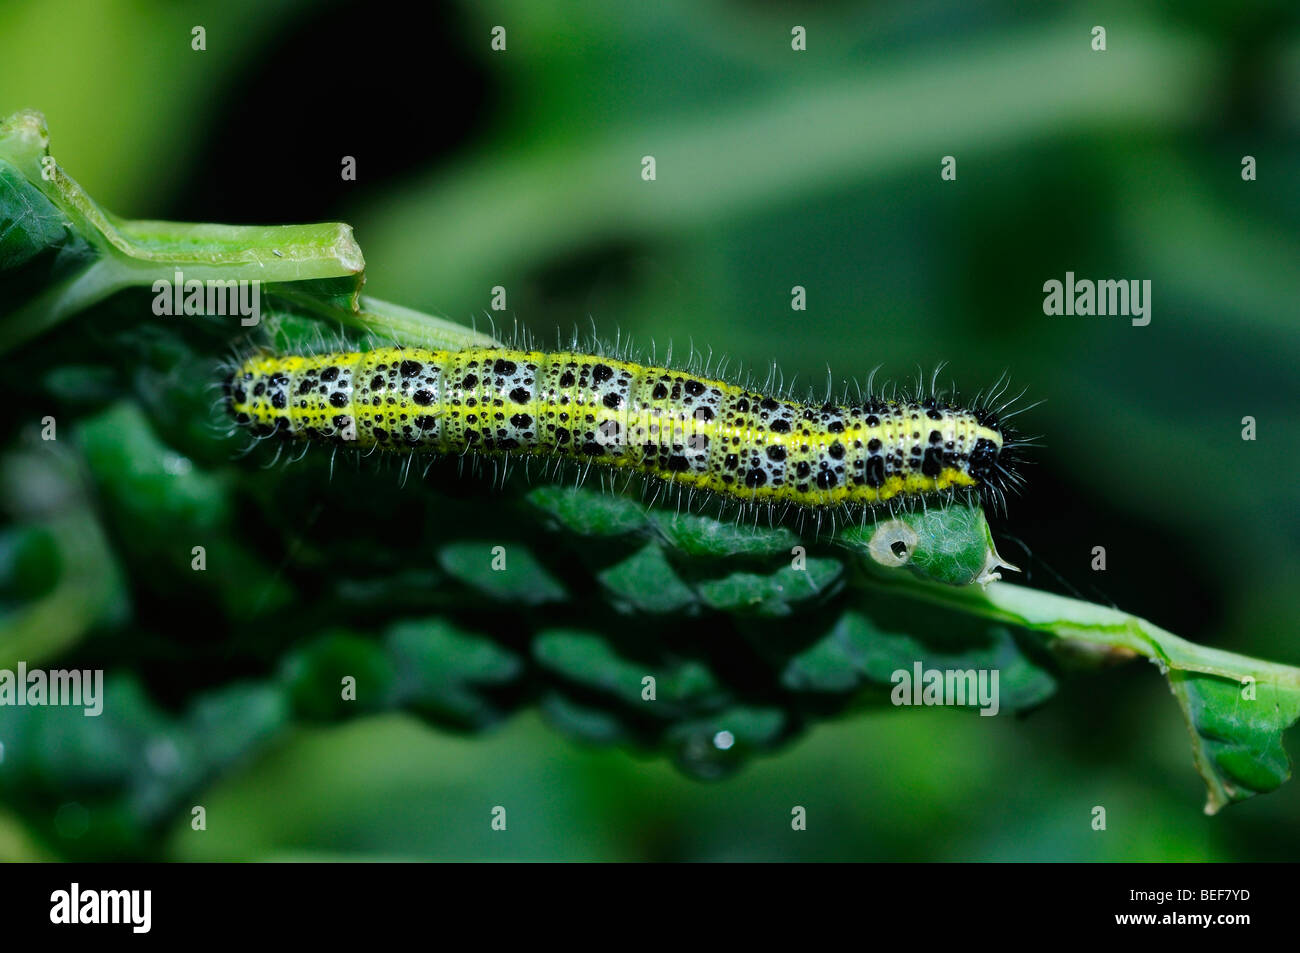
[967, 408, 1027, 506]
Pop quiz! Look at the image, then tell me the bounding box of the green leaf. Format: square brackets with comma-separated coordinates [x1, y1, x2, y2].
[650, 510, 797, 558]
[438, 541, 567, 605]
[837, 503, 1012, 587]
[386, 618, 525, 730]
[0, 161, 95, 299]
[782, 606, 1055, 712]
[527, 485, 648, 537]
[280, 631, 397, 721]
[890, 578, 1300, 814]
[695, 558, 843, 617]
[0, 673, 289, 858]
[597, 542, 697, 614]
[0, 448, 127, 668]
[533, 628, 727, 718]
[1171, 669, 1300, 813]
[539, 690, 630, 745]
[75, 402, 293, 618]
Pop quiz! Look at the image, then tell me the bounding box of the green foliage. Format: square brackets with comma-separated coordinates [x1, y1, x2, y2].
[1173, 670, 1300, 809]
[438, 542, 567, 606]
[2, 107, 1300, 863]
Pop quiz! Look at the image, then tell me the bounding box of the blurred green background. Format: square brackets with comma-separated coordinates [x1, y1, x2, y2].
[1, 0, 1298, 860]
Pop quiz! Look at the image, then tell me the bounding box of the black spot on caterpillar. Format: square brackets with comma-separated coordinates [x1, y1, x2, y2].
[224, 346, 1030, 514]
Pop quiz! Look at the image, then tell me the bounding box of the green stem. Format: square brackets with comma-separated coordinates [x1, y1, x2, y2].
[270, 288, 499, 350]
[860, 567, 1300, 686]
[0, 110, 364, 353]
[1, 109, 500, 355]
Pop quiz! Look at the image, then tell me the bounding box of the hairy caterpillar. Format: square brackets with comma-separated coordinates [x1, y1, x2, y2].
[224, 346, 1025, 512]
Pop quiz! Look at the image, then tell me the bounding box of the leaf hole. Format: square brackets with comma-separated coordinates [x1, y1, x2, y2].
[867, 520, 918, 568]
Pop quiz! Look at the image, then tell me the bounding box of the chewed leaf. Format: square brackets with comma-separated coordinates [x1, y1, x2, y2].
[1168, 668, 1300, 814]
[964, 582, 1300, 814]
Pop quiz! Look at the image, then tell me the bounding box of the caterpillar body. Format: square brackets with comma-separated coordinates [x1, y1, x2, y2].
[225, 346, 1019, 512]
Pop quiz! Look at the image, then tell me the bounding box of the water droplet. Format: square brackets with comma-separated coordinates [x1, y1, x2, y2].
[672, 730, 741, 781]
[163, 453, 193, 476]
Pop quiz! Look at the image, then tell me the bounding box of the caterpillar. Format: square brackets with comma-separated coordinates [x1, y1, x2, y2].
[224, 346, 1024, 513]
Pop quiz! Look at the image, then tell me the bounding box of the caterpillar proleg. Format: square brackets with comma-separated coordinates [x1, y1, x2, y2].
[225, 346, 1023, 511]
